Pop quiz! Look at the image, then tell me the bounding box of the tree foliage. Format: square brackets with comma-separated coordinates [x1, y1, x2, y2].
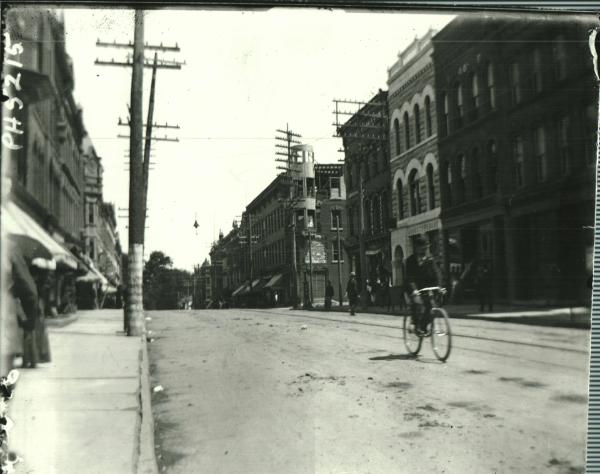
[143, 251, 191, 309]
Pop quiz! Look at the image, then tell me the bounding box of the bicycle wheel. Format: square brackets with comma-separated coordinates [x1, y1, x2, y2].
[430, 308, 452, 362]
[403, 315, 422, 356]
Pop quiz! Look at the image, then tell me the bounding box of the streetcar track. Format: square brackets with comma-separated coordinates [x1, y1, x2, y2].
[220, 308, 589, 356]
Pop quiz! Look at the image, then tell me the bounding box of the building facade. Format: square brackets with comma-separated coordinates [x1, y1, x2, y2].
[3, 8, 88, 317]
[432, 14, 596, 305]
[388, 30, 444, 293]
[340, 90, 392, 301]
[313, 163, 348, 303]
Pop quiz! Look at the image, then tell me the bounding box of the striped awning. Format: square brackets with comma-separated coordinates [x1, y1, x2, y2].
[3, 201, 79, 270]
[265, 274, 283, 288]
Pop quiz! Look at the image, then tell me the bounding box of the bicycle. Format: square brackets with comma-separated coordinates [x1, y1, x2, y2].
[403, 287, 452, 362]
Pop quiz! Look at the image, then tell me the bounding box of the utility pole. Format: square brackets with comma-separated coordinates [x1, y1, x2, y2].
[248, 213, 253, 294]
[127, 10, 145, 336]
[95, 15, 183, 335]
[290, 216, 298, 308]
[336, 211, 343, 306]
[308, 228, 313, 305]
[275, 125, 302, 309]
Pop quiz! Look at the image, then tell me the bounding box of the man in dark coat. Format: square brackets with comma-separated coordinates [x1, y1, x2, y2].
[405, 235, 442, 334]
[9, 245, 39, 368]
[324, 280, 334, 310]
[346, 272, 359, 316]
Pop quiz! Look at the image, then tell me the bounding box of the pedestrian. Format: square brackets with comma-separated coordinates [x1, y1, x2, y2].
[31, 267, 52, 364]
[475, 262, 493, 312]
[9, 245, 39, 368]
[346, 272, 359, 316]
[324, 280, 334, 310]
[273, 291, 278, 306]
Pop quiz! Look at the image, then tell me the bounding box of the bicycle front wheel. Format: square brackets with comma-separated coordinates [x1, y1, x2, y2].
[430, 308, 452, 362]
[403, 315, 422, 356]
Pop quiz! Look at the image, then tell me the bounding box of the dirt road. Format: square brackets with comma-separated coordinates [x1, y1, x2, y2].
[148, 308, 589, 473]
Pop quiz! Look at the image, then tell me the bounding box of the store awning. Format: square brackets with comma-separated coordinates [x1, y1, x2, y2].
[232, 283, 248, 297]
[3, 201, 78, 270]
[76, 262, 108, 286]
[249, 278, 270, 292]
[265, 274, 284, 288]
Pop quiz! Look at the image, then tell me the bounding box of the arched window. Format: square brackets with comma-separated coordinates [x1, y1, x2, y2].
[488, 140, 498, 193]
[486, 61, 496, 109]
[471, 72, 479, 113]
[456, 83, 464, 128]
[403, 111, 411, 149]
[457, 154, 466, 203]
[397, 179, 405, 220]
[409, 169, 421, 216]
[445, 161, 452, 206]
[414, 104, 422, 144]
[426, 163, 435, 210]
[472, 147, 483, 199]
[425, 96, 433, 137]
[393, 118, 401, 155]
[534, 125, 547, 182]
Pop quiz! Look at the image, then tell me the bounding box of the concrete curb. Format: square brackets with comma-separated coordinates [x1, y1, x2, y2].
[135, 335, 159, 474]
[45, 313, 79, 328]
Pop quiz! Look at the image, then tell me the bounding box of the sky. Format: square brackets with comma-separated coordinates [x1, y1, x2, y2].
[62, 7, 454, 271]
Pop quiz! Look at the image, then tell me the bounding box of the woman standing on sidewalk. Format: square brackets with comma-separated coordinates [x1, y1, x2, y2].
[31, 268, 52, 364]
[9, 245, 39, 368]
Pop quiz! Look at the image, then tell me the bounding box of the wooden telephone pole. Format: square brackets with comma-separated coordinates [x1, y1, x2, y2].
[275, 125, 302, 309]
[95, 10, 183, 336]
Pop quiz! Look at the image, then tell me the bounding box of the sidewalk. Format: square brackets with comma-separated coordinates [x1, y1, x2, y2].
[308, 302, 591, 329]
[8, 309, 157, 474]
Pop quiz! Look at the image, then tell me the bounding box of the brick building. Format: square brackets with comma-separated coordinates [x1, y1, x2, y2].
[340, 90, 392, 301]
[432, 14, 596, 305]
[209, 225, 243, 306]
[387, 30, 443, 293]
[78, 135, 122, 307]
[225, 173, 291, 306]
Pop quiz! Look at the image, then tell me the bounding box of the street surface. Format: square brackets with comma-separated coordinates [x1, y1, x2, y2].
[147, 308, 589, 474]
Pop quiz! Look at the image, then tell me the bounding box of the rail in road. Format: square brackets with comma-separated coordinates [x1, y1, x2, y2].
[229, 308, 588, 355]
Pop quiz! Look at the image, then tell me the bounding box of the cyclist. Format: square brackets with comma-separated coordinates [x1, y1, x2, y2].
[405, 235, 442, 335]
